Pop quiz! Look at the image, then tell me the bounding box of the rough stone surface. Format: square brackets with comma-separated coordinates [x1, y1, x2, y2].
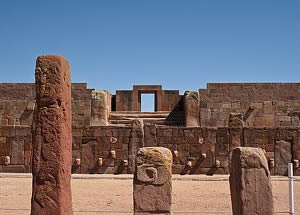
[128, 120, 144, 174]
[30, 55, 73, 215]
[229, 113, 244, 128]
[134, 147, 172, 214]
[275, 140, 291, 176]
[1, 81, 300, 175]
[229, 147, 274, 215]
[184, 91, 200, 127]
[90, 90, 110, 126]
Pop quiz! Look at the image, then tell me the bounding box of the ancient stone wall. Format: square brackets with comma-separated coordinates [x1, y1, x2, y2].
[0, 83, 95, 128]
[1, 124, 300, 175]
[199, 83, 300, 127]
[72, 126, 133, 174]
[0, 126, 32, 173]
[1, 83, 300, 175]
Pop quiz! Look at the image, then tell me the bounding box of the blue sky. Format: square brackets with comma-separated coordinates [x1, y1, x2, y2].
[0, 0, 299, 97]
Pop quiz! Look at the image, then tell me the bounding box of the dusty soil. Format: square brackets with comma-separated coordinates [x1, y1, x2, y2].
[0, 176, 298, 215]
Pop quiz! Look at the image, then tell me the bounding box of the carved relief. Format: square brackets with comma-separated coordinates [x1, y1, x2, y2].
[133, 147, 172, 214]
[31, 56, 73, 215]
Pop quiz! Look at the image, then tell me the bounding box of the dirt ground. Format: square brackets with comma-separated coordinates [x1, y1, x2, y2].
[0, 175, 298, 215]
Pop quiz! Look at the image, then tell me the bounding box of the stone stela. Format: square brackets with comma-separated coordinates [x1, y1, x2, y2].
[30, 55, 73, 215]
[229, 147, 274, 215]
[134, 147, 172, 215]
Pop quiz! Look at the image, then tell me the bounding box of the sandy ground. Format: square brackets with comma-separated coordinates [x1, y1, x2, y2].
[0, 175, 299, 215]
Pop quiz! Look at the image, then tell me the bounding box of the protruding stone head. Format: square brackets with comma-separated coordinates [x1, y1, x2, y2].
[201, 153, 207, 160]
[75, 158, 81, 166]
[268, 158, 275, 169]
[187, 161, 192, 168]
[293, 159, 299, 169]
[173, 150, 179, 158]
[98, 158, 103, 167]
[215, 160, 221, 168]
[4, 156, 10, 166]
[122, 160, 128, 166]
[110, 150, 116, 159]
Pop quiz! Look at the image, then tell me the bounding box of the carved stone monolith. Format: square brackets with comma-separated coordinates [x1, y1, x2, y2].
[31, 55, 73, 215]
[229, 147, 274, 215]
[184, 91, 200, 127]
[134, 147, 172, 215]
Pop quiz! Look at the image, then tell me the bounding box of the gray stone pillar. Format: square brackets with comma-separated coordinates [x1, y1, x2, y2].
[90, 90, 111, 126]
[31, 55, 73, 215]
[184, 91, 200, 127]
[229, 147, 274, 215]
[133, 147, 172, 215]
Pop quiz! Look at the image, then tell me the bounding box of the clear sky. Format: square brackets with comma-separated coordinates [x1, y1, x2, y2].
[0, 0, 299, 95]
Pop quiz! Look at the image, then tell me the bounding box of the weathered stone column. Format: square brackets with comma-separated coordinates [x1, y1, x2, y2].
[184, 91, 200, 127]
[229, 147, 274, 215]
[134, 147, 172, 215]
[90, 90, 111, 126]
[128, 119, 144, 174]
[31, 55, 73, 215]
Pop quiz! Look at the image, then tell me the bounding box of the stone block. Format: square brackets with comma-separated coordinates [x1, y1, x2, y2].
[134, 147, 172, 215]
[229, 147, 274, 215]
[15, 127, 30, 136]
[2, 165, 25, 173]
[10, 138, 24, 165]
[0, 136, 10, 156]
[0, 127, 9, 136]
[81, 142, 98, 173]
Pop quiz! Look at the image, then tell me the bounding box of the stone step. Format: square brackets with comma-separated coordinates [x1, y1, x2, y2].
[109, 119, 184, 126]
[109, 112, 170, 120]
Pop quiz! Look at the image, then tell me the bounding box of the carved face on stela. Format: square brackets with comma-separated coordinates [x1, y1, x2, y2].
[35, 64, 60, 108]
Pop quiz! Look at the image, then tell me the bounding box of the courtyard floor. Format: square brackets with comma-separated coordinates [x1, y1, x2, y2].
[0, 174, 299, 215]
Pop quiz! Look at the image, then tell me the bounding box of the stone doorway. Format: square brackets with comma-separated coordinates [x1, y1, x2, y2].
[140, 93, 156, 112]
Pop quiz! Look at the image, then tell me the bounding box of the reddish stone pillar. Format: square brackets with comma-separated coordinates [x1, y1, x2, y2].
[31, 55, 73, 215]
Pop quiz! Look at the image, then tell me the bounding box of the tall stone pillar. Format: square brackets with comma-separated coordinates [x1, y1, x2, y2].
[184, 91, 200, 127]
[229, 147, 274, 215]
[128, 119, 144, 174]
[90, 90, 111, 126]
[133, 147, 172, 215]
[31, 55, 73, 215]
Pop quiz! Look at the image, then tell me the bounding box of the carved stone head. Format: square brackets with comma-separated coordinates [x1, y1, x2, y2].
[4, 156, 10, 166]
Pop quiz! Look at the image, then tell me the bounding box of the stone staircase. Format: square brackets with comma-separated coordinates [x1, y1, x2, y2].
[109, 111, 184, 126]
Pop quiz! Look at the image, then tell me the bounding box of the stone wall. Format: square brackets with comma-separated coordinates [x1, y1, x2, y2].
[199, 83, 300, 127]
[143, 125, 300, 176]
[1, 124, 300, 175]
[1, 83, 300, 175]
[0, 126, 32, 173]
[72, 126, 134, 174]
[0, 83, 110, 128]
